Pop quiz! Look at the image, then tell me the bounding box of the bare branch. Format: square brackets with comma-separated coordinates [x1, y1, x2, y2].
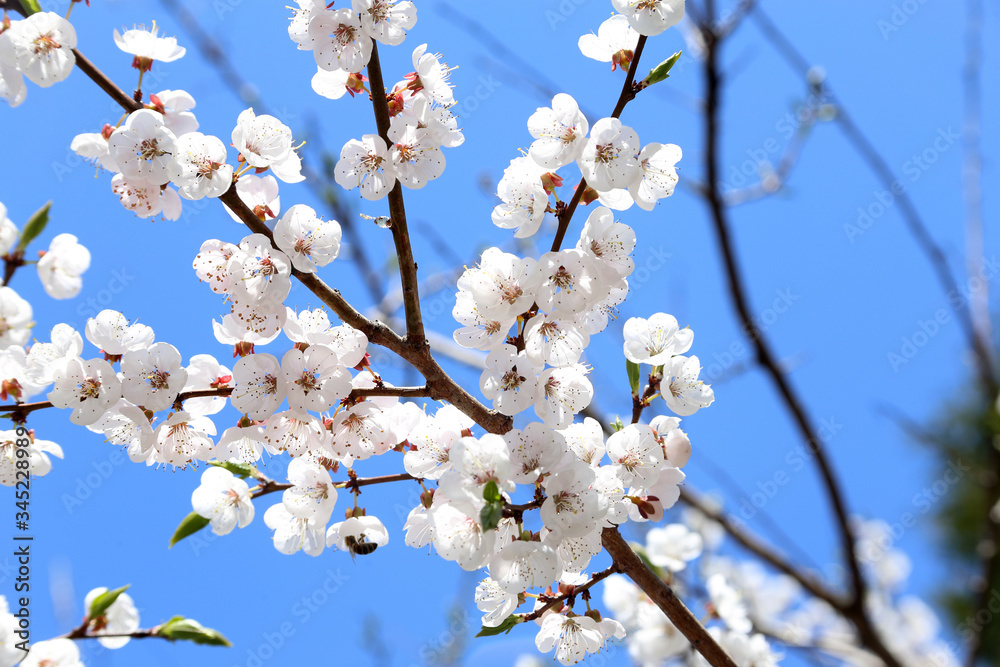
[679, 487, 847, 611]
[751, 7, 998, 398]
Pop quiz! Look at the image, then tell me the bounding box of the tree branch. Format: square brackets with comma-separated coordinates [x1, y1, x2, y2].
[549, 35, 648, 253]
[678, 486, 847, 611]
[522, 564, 621, 622]
[601, 526, 737, 667]
[698, 12, 902, 667]
[365, 40, 425, 344]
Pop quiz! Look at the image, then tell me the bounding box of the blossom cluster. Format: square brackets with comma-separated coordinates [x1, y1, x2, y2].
[290, 1, 466, 199]
[63, 21, 310, 221]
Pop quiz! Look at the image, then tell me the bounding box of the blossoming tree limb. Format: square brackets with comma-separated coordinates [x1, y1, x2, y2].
[0, 1, 979, 666]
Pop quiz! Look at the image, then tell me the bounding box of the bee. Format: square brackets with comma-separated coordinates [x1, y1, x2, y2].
[344, 534, 379, 559]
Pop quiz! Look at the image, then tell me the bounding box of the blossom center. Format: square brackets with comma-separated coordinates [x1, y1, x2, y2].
[80, 377, 102, 399]
[293, 237, 314, 257]
[498, 280, 523, 304]
[594, 143, 619, 165]
[550, 266, 574, 291]
[144, 369, 170, 390]
[295, 371, 321, 394]
[138, 138, 167, 163]
[501, 366, 526, 391]
[32, 32, 61, 56]
[335, 23, 358, 46]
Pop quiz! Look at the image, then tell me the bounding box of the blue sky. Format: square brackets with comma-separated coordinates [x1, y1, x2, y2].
[1, 0, 997, 665]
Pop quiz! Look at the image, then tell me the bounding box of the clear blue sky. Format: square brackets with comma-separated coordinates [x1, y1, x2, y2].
[1, 0, 997, 665]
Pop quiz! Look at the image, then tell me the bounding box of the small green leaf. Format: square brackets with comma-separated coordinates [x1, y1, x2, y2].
[209, 461, 255, 479]
[480, 501, 503, 532]
[156, 616, 232, 647]
[643, 51, 683, 87]
[475, 615, 522, 637]
[88, 585, 130, 620]
[612, 416, 625, 432]
[482, 480, 501, 504]
[16, 201, 50, 252]
[626, 360, 641, 397]
[17, 0, 42, 15]
[169, 511, 211, 548]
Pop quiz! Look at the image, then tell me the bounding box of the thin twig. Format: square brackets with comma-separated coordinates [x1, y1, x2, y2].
[751, 7, 998, 398]
[549, 35, 648, 253]
[522, 564, 621, 621]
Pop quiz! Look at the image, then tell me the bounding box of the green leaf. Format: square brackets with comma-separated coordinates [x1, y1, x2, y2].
[612, 416, 625, 432]
[16, 201, 50, 252]
[482, 480, 501, 504]
[169, 511, 211, 548]
[209, 461, 255, 479]
[480, 501, 503, 532]
[156, 616, 232, 647]
[17, 0, 41, 15]
[626, 360, 642, 397]
[643, 51, 683, 87]
[88, 585, 130, 620]
[475, 615, 521, 637]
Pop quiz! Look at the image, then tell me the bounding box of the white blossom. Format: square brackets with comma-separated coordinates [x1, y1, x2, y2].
[36, 233, 89, 299]
[5, 13, 76, 87]
[191, 466, 254, 535]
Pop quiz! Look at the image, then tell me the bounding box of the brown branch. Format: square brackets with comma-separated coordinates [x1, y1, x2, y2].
[250, 479, 292, 499]
[0, 386, 427, 423]
[0, 400, 52, 414]
[252, 472, 419, 500]
[71, 49, 142, 114]
[679, 487, 846, 611]
[549, 35, 648, 253]
[698, 12, 902, 667]
[631, 371, 662, 424]
[2, 251, 26, 287]
[522, 564, 621, 622]
[601, 527, 737, 667]
[365, 40, 425, 344]
[351, 385, 432, 399]
[338, 472, 419, 490]
[64, 627, 158, 640]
